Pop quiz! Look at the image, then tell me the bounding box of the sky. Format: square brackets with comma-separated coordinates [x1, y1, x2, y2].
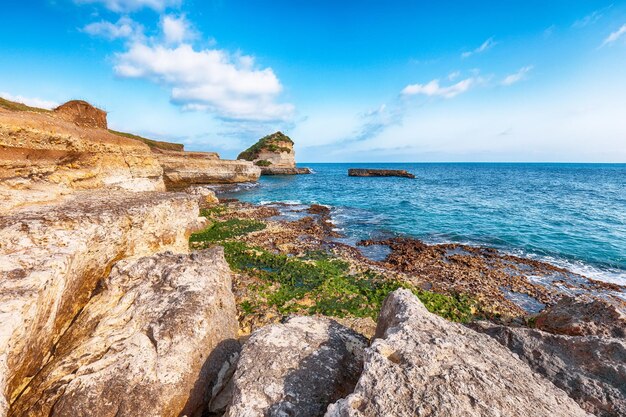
[1, 0, 625, 162]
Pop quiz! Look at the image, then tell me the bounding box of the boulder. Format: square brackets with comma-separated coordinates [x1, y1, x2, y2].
[223, 316, 367, 417]
[53, 100, 108, 129]
[324, 289, 590, 417]
[0, 191, 202, 412]
[473, 321, 626, 417]
[153, 149, 261, 189]
[535, 295, 626, 338]
[237, 131, 311, 175]
[9, 248, 238, 417]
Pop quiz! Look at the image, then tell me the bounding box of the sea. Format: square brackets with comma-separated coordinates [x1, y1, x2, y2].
[218, 163, 626, 286]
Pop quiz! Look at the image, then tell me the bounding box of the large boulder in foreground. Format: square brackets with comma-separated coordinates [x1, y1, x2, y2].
[0, 191, 202, 413]
[325, 289, 590, 417]
[473, 321, 626, 417]
[535, 295, 626, 338]
[238, 131, 311, 175]
[224, 316, 367, 417]
[10, 248, 238, 417]
[153, 149, 261, 189]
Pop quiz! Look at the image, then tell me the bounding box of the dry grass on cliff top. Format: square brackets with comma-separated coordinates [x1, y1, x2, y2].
[0, 97, 51, 113]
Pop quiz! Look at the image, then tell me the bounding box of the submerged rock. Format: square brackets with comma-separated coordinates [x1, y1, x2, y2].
[10, 248, 239, 417]
[473, 321, 626, 417]
[535, 294, 626, 338]
[324, 289, 590, 417]
[224, 316, 367, 417]
[347, 168, 415, 178]
[0, 191, 202, 413]
[237, 131, 311, 175]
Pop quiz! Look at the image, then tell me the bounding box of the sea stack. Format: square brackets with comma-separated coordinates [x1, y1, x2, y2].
[238, 131, 311, 175]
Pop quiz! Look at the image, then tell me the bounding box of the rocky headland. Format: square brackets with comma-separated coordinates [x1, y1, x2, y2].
[238, 131, 312, 175]
[1, 95, 624, 416]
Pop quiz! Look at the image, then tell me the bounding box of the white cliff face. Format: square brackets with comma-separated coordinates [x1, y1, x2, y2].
[9, 249, 239, 417]
[0, 191, 203, 413]
[324, 289, 592, 417]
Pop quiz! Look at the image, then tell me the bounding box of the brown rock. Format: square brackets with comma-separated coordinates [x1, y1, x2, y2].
[347, 169, 415, 178]
[9, 248, 238, 417]
[53, 100, 108, 129]
[535, 295, 626, 338]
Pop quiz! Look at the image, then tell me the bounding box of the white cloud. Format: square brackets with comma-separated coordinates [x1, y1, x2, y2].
[573, 5, 612, 28]
[401, 77, 478, 98]
[602, 24, 626, 46]
[461, 37, 496, 58]
[0, 92, 58, 109]
[82, 16, 143, 40]
[75, 0, 180, 12]
[501, 65, 534, 86]
[161, 15, 193, 44]
[115, 43, 294, 121]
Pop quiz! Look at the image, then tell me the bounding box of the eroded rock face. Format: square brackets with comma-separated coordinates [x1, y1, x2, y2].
[0, 108, 165, 212]
[53, 100, 108, 129]
[154, 149, 261, 189]
[535, 295, 626, 338]
[473, 321, 626, 417]
[325, 289, 590, 417]
[9, 248, 238, 417]
[0, 191, 202, 411]
[237, 131, 310, 175]
[224, 316, 367, 417]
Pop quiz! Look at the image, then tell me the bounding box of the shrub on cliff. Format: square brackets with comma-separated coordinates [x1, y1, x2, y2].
[238, 131, 294, 161]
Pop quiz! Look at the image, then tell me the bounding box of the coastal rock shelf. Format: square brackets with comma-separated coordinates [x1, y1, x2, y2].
[348, 168, 415, 178]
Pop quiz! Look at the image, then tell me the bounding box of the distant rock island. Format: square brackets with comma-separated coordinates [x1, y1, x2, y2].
[348, 168, 415, 178]
[238, 131, 311, 175]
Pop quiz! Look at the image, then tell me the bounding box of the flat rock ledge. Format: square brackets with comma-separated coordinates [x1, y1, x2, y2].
[9, 249, 238, 417]
[347, 169, 415, 178]
[0, 191, 204, 415]
[324, 289, 590, 417]
[223, 316, 367, 417]
[260, 166, 312, 175]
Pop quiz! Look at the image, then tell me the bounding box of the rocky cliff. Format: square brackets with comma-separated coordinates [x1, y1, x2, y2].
[0, 98, 260, 212]
[154, 148, 260, 190]
[238, 131, 311, 175]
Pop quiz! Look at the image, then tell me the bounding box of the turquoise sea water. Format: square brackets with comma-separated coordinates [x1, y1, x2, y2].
[220, 163, 626, 285]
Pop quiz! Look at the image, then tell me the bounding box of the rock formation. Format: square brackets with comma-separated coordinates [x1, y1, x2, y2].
[535, 294, 626, 338]
[0, 106, 165, 211]
[348, 168, 415, 178]
[0, 191, 203, 414]
[53, 100, 108, 129]
[324, 289, 590, 417]
[473, 297, 626, 417]
[10, 249, 238, 417]
[238, 131, 311, 175]
[223, 317, 367, 417]
[154, 148, 260, 189]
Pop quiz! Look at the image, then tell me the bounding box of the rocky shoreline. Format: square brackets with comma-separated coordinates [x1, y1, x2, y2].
[1, 97, 625, 416]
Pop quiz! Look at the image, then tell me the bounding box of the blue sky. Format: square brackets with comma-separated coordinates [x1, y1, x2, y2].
[1, 0, 625, 162]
